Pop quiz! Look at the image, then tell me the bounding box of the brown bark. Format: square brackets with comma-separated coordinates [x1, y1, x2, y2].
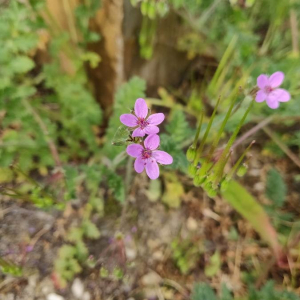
[44, 0, 124, 125]
[87, 0, 124, 124]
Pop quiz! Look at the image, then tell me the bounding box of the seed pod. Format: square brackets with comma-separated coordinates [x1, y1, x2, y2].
[204, 181, 217, 198]
[220, 178, 230, 192]
[207, 188, 217, 198]
[237, 163, 248, 177]
[186, 145, 196, 162]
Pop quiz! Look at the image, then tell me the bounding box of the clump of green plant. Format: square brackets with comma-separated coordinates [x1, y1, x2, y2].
[171, 238, 203, 275]
[54, 204, 100, 287]
[0, 1, 102, 173]
[0, 258, 23, 277]
[191, 281, 300, 300]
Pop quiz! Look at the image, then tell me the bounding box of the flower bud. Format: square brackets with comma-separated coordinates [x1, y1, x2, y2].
[220, 178, 230, 192]
[186, 145, 196, 162]
[207, 188, 217, 198]
[204, 181, 217, 198]
[237, 163, 248, 177]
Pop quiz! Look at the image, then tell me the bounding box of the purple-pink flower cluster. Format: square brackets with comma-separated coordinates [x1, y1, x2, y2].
[255, 71, 290, 109]
[120, 98, 173, 180]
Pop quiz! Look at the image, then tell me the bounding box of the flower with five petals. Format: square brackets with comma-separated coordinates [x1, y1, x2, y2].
[120, 98, 165, 137]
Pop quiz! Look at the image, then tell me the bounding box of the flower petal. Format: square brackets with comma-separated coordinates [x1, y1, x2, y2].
[269, 71, 284, 88]
[266, 96, 280, 109]
[134, 156, 145, 173]
[134, 98, 148, 119]
[145, 125, 159, 135]
[132, 128, 146, 137]
[257, 74, 269, 89]
[152, 150, 173, 165]
[146, 159, 159, 180]
[120, 114, 138, 127]
[274, 88, 290, 102]
[147, 113, 165, 125]
[255, 90, 267, 103]
[144, 134, 160, 150]
[126, 144, 143, 157]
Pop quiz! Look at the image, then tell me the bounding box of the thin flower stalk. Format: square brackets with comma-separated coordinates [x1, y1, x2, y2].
[211, 100, 254, 184]
[193, 96, 221, 166]
[226, 140, 255, 181]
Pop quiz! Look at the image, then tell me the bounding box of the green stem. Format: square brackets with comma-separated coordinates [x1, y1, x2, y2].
[227, 140, 255, 180]
[193, 96, 221, 166]
[192, 111, 204, 148]
[206, 95, 238, 162]
[212, 100, 254, 182]
[207, 35, 238, 94]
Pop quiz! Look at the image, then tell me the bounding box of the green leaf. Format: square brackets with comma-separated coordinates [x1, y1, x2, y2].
[112, 125, 130, 146]
[68, 227, 84, 243]
[10, 56, 35, 74]
[107, 171, 125, 203]
[82, 219, 101, 239]
[266, 168, 287, 208]
[191, 283, 217, 300]
[162, 173, 184, 208]
[205, 251, 221, 277]
[221, 180, 281, 259]
[166, 109, 193, 144]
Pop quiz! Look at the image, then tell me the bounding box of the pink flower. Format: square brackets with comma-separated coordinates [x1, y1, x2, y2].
[256, 71, 290, 109]
[120, 98, 165, 137]
[126, 134, 173, 180]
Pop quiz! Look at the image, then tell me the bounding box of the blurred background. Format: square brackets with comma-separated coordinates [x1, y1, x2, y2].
[0, 0, 300, 299]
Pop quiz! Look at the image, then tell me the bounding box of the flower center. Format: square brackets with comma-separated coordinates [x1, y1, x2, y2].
[264, 85, 273, 94]
[141, 148, 152, 160]
[137, 118, 149, 129]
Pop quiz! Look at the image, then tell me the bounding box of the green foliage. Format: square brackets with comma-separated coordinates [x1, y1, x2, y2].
[162, 173, 184, 208]
[221, 180, 281, 257]
[248, 281, 300, 300]
[191, 283, 217, 300]
[205, 251, 221, 278]
[82, 218, 101, 239]
[171, 238, 202, 274]
[159, 109, 194, 173]
[191, 281, 300, 300]
[75, 0, 102, 44]
[0, 1, 102, 173]
[265, 168, 287, 208]
[166, 109, 193, 144]
[54, 245, 82, 286]
[160, 134, 189, 173]
[55, 198, 101, 285]
[106, 169, 125, 203]
[0, 258, 23, 277]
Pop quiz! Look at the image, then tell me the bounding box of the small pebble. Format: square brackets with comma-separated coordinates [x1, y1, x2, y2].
[47, 293, 65, 300]
[186, 217, 198, 231]
[71, 278, 84, 298]
[141, 272, 161, 286]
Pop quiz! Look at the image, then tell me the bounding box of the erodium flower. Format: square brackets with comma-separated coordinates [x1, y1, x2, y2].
[120, 98, 165, 137]
[256, 71, 290, 109]
[126, 134, 173, 180]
